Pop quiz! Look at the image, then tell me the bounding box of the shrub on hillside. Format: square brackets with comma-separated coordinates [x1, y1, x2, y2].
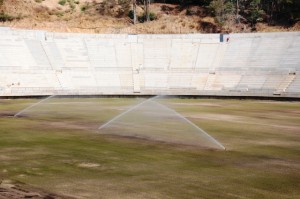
[128, 10, 134, 19]
[58, 0, 66, 6]
[138, 12, 157, 22]
[81, 4, 90, 12]
[98, 0, 131, 17]
[0, 12, 14, 22]
[130, 8, 157, 23]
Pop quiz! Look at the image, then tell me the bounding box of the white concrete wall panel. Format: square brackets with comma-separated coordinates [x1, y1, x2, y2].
[94, 72, 121, 87]
[195, 44, 220, 69]
[143, 39, 171, 69]
[221, 39, 253, 68]
[281, 36, 300, 70]
[287, 75, 300, 92]
[213, 74, 242, 89]
[115, 43, 132, 68]
[25, 40, 51, 69]
[190, 74, 208, 90]
[168, 73, 193, 88]
[143, 73, 168, 88]
[43, 42, 65, 69]
[248, 37, 291, 68]
[170, 40, 198, 69]
[238, 75, 267, 89]
[0, 36, 37, 69]
[54, 38, 90, 69]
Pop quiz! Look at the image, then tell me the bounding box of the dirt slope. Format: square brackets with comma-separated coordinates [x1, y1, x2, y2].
[0, 0, 299, 34]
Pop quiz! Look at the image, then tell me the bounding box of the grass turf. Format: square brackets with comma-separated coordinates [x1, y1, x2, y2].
[0, 97, 299, 199]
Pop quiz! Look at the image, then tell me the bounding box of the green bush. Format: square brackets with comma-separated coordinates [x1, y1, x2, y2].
[0, 12, 14, 22]
[128, 10, 134, 19]
[137, 12, 157, 23]
[81, 5, 89, 12]
[58, 0, 66, 6]
[149, 12, 157, 21]
[186, 8, 193, 16]
[55, 11, 64, 17]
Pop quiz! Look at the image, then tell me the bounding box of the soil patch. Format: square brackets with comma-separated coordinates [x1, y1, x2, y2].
[188, 113, 300, 131]
[0, 180, 76, 199]
[102, 134, 221, 151]
[77, 163, 100, 168]
[44, 121, 95, 130]
[0, 111, 15, 118]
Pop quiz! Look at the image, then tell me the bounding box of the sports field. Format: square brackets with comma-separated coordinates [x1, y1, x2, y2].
[0, 97, 299, 199]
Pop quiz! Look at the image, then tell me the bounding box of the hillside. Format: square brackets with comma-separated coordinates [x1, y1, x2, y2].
[0, 0, 300, 34]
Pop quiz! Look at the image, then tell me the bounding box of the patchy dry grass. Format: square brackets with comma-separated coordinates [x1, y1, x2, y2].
[0, 97, 300, 198]
[1, 0, 299, 33]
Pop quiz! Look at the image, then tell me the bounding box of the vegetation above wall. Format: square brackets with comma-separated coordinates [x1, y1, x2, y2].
[0, 0, 299, 33]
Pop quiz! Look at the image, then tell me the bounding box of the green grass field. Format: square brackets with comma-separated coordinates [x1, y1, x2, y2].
[0, 97, 300, 199]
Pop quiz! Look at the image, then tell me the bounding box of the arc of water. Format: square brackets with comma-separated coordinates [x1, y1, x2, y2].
[98, 96, 159, 130]
[14, 95, 55, 117]
[152, 100, 226, 150]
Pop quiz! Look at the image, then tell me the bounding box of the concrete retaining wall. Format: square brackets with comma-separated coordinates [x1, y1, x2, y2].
[0, 28, 299, 97]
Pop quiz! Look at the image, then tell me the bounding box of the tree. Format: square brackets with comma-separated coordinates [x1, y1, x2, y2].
[209, 0, 234, 24]
[133, 0, 137, 24]
[145, 0, 150, 22]
[236, 0, 240, 23]
[248, 0, 265, 26]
